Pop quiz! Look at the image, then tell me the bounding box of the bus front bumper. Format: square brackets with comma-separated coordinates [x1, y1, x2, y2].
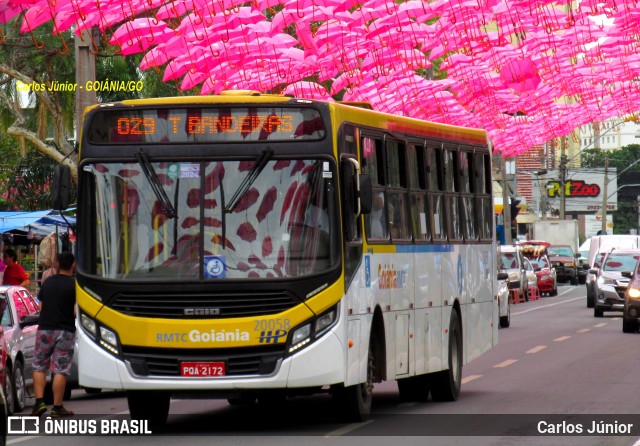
[77, 325, 346, 391]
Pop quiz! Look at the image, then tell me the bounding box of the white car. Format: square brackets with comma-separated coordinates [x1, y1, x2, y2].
[499, 245, 528, 298]
[497, 271, 510, 328]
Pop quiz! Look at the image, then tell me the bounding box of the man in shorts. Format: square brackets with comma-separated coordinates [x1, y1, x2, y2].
[31, 251, 76, 417]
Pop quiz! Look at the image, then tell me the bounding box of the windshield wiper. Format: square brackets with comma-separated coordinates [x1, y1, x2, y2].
[135, 149, 177, 219]
[224, 148, 273, 214]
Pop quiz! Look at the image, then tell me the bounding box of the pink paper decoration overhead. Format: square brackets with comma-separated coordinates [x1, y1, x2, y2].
[3, 0, 640, 156]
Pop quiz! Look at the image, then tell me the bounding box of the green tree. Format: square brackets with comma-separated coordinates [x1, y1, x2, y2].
[0, 15, 186, 211]
[581, 144, 640, 234]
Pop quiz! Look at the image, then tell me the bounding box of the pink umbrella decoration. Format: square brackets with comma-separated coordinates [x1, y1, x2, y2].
[3, 0, 640, 155]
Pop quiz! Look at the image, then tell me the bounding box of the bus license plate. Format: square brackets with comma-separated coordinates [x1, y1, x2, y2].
[180, 362, 226, 377]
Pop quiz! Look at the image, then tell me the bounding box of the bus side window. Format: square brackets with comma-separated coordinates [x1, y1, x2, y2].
[475, 152, 493, 240]
[444, 148, 462, 241]
[428, 146, 446, 241]
[459, 150, 477, 240]
[363, 136, 389, 241]
[386, 139, 409, 240]
[409, 143, 429, 241]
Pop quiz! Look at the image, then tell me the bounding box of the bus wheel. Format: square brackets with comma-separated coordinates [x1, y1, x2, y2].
[127, 390, 170, 429]
[397, 375, 430, 402]
[430, 311, 462, 402]
[499, 304, 511, 329]
[334, 336, 375, 422]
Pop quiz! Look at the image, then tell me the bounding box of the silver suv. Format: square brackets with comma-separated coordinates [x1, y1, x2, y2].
[592, 249, 640, 317]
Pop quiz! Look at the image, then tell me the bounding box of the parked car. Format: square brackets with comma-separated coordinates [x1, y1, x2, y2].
[0, 353, 6, 446]
[518, 241, 556, 297]
[497, 271, 510, 328]
[0, 286, 91, 412]
[499, 245, 528, 298]
[577, 238, 590, 284]
[593, 249, 640, 317]
[0, 384, 6, 446]
[529, 255, 558, 296]
[0, 286, 39, 414]
[524, 257, 538, 292]
[548, 244, 578, 285]
[586, 251, 606, 308]
[623, 267, 640, 333]
[0, 307, 9, 446]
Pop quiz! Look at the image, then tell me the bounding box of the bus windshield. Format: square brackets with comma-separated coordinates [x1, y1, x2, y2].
[84, 158, 339, 280]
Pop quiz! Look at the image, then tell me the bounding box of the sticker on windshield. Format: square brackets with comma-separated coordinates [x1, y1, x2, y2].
[180, 163, 200, 178]
[204, 256, 226, 278]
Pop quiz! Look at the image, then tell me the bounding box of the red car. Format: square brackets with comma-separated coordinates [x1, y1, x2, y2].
[529, 255, 558, 296]
[518, 241, 558, 297]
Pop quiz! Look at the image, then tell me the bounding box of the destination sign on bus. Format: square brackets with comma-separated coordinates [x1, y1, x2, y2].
[87, 107, 326, 144]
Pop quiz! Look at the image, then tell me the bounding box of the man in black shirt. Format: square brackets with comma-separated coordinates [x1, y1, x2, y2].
[31, 251, 76, 417]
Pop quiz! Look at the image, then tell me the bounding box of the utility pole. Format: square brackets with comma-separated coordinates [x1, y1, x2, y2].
[559, 137, 568, 220]
[75, 29, 97, 141]
[601, 154, 609, 234]
[501, 156, 512, 245]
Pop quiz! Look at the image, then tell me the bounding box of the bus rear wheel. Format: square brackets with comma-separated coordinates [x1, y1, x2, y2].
[334, 335, 376, 422]
[127, 390, 170, 429]
[430, 310, 462, 402]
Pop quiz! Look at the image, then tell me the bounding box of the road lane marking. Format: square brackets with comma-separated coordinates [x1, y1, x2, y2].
[527, 345, 546, 354]
[594, 323, 607, 328]
[8, 437, 39, 445]
[324, 420, 374, 437]
[577, 328, 590, 333]
[512, 295, 582, 315]
[554, 336, 571, 342]
[494, 359, 518, 368]
[462, 375, 483, 384]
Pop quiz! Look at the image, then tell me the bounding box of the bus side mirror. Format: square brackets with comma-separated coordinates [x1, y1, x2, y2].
[359, 174, 372, 215]
[52, 164, 71, 210]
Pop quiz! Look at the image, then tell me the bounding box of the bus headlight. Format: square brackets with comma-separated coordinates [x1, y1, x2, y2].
[99, 327, 119, 354]
[80, 314, 97, 336]
[79, 310, 122, 357]
[287, 305, 339, 355]
[291, 324, 311, 346]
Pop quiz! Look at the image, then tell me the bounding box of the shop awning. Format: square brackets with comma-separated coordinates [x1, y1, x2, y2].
[0, 210, 75, 236]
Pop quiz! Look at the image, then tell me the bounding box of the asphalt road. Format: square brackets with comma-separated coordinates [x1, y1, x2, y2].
[8, 282, 640, 446]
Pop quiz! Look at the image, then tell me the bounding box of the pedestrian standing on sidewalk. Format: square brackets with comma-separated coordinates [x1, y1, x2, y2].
[31, 251, 76, 418]
[2, 248, 30, 287]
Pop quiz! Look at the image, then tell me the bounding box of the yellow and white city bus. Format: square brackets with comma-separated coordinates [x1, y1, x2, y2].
[53, 92, 499, 426]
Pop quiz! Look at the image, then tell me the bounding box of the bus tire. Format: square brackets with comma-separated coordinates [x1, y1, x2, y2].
[397, 375, 430, 402]
[499, 304, 511, 329]
[430, 310, 462, 402]
[334, 335, 376, 422]
[127, 390, 170, 429]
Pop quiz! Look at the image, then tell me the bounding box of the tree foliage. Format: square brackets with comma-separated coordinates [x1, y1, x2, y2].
[581, 144, 640, 234]
[0, 15, 186, 211]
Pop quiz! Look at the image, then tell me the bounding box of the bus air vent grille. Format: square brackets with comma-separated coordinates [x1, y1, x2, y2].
[110, 291, 299, 318]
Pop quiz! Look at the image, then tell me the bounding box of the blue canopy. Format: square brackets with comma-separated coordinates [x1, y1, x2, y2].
[0, 210, 75, 236]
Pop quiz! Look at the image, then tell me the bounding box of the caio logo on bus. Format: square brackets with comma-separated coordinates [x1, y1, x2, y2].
[546, 180, 601, 198]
